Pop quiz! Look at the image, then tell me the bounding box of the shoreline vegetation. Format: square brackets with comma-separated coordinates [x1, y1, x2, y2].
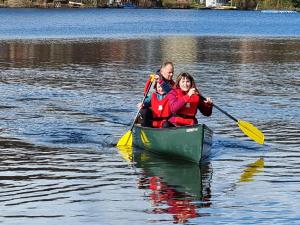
[0, 0, 299, 11]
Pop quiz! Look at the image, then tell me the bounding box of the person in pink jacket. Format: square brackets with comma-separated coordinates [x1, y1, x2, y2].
[167, 72, 213, 127]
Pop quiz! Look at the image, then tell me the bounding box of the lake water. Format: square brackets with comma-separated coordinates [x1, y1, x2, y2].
[0, 8, 299, 225]
[1, 8, 300, 39]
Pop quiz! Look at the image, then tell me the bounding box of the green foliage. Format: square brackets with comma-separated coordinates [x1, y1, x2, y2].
[232, 0, 296, 9]
[2, 0, 299, 8]
[6, 0, 33, 7]
[162, 0, 191, 8]
[291, 0, 300, 7]
[162, 0, 175, 8]
[259, 0, 294, 9]
[233, 0, 258, 9]
[82, 0, 97, 7]
[190, 2, 205, 9]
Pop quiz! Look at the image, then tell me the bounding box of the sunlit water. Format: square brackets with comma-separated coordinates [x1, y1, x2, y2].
[0, 8, 300, 225]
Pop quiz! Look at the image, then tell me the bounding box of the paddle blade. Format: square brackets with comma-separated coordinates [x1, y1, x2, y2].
[117, 130, 133, 147]
[237, 120, 265, 144]
[116, 145, 133, 162]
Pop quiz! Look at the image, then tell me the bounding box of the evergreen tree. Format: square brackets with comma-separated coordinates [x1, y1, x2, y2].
[291, 0, 300, 7]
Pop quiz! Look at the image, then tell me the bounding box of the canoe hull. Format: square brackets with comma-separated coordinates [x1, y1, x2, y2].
[132, 124, 213, 164]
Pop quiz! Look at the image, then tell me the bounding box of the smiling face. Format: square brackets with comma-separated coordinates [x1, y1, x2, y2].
[179, 77, 192, 92]
[175, 72, 195, 92]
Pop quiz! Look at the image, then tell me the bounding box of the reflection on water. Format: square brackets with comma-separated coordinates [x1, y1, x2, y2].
[0, 36, 299, 224]
[1, 37, 300, 67]
[239, 158, 264, 182]
[0, 136, 143, 224]
[127, 149, 212, 223]
[1, 37, 299, 146]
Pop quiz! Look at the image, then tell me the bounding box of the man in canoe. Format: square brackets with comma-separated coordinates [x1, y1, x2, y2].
[143, 61, 175, 95]
[138, 61, 175, 128]
[167, 72, 213, 126]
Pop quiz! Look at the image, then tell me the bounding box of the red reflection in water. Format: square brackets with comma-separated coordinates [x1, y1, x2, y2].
[139, 175, 211, 224]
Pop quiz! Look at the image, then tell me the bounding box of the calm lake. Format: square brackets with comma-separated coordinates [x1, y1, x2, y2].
[0, 8, 299, 225]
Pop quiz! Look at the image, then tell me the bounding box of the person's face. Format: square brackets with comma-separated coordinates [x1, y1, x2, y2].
[179, 77, 191, 92]
[156, 83, 165, 95]
[161, 64, 174, 80]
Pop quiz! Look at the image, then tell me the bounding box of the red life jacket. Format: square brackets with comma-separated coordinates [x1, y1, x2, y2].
[172, 89, 199, 126]
[151, 93, 171, 128]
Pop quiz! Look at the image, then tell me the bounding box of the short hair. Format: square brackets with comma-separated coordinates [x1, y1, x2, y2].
[161, 61, 174, 69]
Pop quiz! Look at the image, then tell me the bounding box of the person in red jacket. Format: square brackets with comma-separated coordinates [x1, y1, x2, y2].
[167, 72, 213, 126]
[138, 82, 173, 128]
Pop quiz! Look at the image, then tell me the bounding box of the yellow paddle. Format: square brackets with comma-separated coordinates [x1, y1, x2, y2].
[117, 74, 155, 147]
[202, 96, 265, 144]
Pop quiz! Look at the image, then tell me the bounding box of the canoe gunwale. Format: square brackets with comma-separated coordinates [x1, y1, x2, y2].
[132, 123, 213, 164]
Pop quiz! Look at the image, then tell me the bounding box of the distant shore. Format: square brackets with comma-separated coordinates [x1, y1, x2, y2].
[0, 5, 299, 11]
[0, 0, 299, 11]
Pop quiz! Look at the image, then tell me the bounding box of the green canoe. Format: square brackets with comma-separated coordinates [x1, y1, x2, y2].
[132, 124, 213, 164]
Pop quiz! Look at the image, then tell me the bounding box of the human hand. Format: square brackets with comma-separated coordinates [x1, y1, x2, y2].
[204, 97, 212, 104]
[137, 102, 143, 109]
[187, 88, 198, 97]
[149, 74, 160, 82]
[154, 74, 160, 81]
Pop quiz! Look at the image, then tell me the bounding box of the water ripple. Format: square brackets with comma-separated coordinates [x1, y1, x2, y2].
[0, 36, 299, 224]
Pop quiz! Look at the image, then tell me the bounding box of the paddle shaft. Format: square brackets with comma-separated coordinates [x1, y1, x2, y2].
[200, 95, 238, 122]
[212, 103, 238, 122]
[128, 78, 154, 132]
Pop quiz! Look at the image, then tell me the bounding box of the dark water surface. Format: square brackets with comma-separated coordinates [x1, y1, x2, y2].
[0, 8, 300, 225]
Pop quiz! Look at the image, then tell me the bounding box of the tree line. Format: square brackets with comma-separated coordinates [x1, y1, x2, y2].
[233, 0, 300, 9]
[1, 0, 300, 9]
